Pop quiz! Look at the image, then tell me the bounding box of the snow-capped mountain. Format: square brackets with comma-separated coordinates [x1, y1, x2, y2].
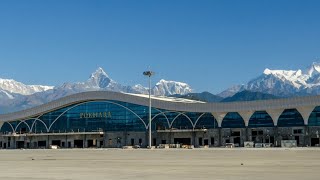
[0, 67, 193, 113]
[48, 68, 191, 97]
[153, 79, 192, 96]
[0, 78, 53, 95]
[219, 62, 320, 97]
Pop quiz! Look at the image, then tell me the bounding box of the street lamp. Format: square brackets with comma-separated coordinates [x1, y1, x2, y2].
[143, 70, 154, 148]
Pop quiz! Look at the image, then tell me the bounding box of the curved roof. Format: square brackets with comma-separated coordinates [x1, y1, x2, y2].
[0, 91, 320, 122]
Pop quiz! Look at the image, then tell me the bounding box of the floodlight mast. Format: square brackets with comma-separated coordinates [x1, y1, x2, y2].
[143, 71, 154, 148]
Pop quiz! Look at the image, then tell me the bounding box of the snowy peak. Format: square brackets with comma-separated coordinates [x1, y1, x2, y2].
[306, 62, 320, 77]
[263, 68, 303, 78]
[90, 67, 110, 79]
[0, 78, 53, 95]
[156, 79, 189, 87]
[153, 79, 192, 96]
[87, 67, 116, 88]
[263, 62, 320, 81]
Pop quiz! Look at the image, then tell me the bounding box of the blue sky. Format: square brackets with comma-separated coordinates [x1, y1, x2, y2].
[0, 0, 319, 94]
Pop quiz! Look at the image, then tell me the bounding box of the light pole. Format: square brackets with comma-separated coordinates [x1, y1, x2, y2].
[143, 70, 154, 148]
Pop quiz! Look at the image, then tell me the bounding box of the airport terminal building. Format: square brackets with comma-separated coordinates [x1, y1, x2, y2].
[1, 91, 320, 149]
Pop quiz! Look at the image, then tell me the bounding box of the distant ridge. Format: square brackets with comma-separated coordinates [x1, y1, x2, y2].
[170, 92, 223, 102]
[221, 90, 279, 102]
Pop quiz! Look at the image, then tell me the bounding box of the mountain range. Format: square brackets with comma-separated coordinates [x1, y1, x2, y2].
[2, 62, 320, 114]
[218, 62, 320, 97]
[0, 67, 192, 114]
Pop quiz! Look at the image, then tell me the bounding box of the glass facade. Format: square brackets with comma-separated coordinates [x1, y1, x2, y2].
[278, 109, 304, 127]
[248, 111, 274, 127]
[1, 98, 319, 135]
[194, 113, 218, 129]
[1, 101, 218, 134]
[221, 112, 245, 128]
[308, 106, 320, 126]
[2, 101, 154, 133]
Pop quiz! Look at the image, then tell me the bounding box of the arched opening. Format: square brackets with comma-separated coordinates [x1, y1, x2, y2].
[185, 112, 203, 125]
[278, 109, 304, 127]
[248, 111, 274, 127]
[0, 122, 15, 134]
[308, 106, 320, 126]
[194, 113, 218, 129]
[15, 121, 31, 134]
[171, 113, 193, 130]
[30, 119, 49, 133]
[151, 113, 169, 131]
[221, 112, 245, 128]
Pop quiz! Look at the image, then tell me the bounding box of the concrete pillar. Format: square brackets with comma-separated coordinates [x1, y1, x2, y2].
[212, 112, 227, 128]
[245, 127, 249, 141]
[0, 122, 4, 131]
[238, 111, 254, 143]
[192, 131, 196, 147]
[305, 125, 310, 147]
[218, 127, 222, 147]
[47, 135, 50, 149]
[296, 106, 315, 125]
[238, 111, 254, 127]
[266, 109, 284, 126]
[65, 135, 68, 148]
[145, 130, 148, 148]
[274, 126, 279, 147]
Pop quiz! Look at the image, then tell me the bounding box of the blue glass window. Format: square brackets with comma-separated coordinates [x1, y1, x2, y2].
[308, 106, 320, 126]
[194, 113, 218, 129]
[170, 113, 193, 129]
[278, 109, 304, 127]
[248, 111, 274, 127]
[151, 110, 170, 131]
[221, 112, 245, 128]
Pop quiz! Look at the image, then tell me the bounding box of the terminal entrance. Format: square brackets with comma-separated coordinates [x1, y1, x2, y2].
[38, 141, 46, 148]
[74, 140, 83, 148]
[311, 138, 319, 146]
[87, 140, 96, 148]
[174, 138, 191, 145]
[52, 140, 61, 147]
[16, 141, 24, 149]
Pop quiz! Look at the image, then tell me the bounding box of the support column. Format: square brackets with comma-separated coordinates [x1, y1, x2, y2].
[212, 112, 227, 128]
[66, 135, 68, 148]
[274, 126, 279, 147]
[305, 125, 309, 147]
[266, 109, 284, 126]
[47, 135, 50, 149]
[218, 127, 222, 147]
[238, 111, 254, 143]
[238, 111, 254, 127]
[0, 122, 4, 131]
[212, 112, 227, 147]
[297, 106, 315, 126]
[246, 127, 249, 142]
[192, 130, 196, 147]
[145, 130, 148, 148]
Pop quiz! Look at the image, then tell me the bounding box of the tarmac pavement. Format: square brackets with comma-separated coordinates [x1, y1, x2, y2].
[0, 148, 320, 180]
